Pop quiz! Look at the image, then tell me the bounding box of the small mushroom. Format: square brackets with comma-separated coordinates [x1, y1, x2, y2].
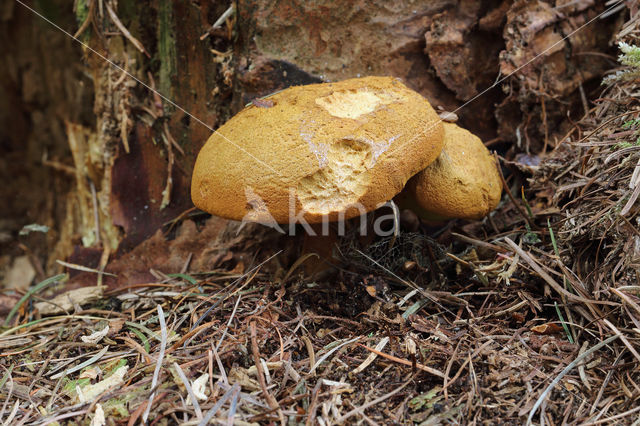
[397, 122, 502, 221]
[191, 76, 445, 225]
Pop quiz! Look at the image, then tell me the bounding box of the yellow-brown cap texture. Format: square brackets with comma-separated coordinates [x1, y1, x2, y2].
[403, 122, 502, 220]
[191, 76, 444, 223]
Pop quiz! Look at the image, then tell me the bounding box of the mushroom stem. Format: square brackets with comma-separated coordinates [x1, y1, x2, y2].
[300, 223, 339, 277]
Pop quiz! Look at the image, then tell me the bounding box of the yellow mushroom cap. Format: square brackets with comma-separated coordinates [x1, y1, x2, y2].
[400, 122, 502, 220]
[191, 76, 444, 224]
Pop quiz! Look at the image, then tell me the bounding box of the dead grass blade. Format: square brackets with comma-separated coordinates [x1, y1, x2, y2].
[527, 335, 619, 425]
[173, 362, 203, 421]
[142, 304, 168, 423]
[505, 238, 615, 305]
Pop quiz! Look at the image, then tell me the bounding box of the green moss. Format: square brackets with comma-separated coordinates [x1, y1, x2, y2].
[103, 397, 130, 417]
[615, 118, 640, 149]
[63, 377, 91, 395]
[619, 42, 640, 68]
[409, 387, 442, 412]
[603, 42, 640, 84]
[157, 0, 177, 111]
[73, 0, 90, 41]
[622, 118, 640, 129]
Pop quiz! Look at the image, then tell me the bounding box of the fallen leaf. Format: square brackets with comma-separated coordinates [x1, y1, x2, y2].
[531, 323, 563, 335]
[186, 373, 209, 405]
[35, 286, 105, 315]
[81, 325, 110, 344]
[79, 367, 101, 380]
[76, 365, 128, 403]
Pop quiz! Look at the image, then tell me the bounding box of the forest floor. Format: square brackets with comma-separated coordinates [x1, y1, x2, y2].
[2, 4, 640, 426]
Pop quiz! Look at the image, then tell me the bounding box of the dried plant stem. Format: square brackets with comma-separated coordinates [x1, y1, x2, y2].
[357, 343, 445, 378]
[506, 238, 614, 305]
[527, 335, 619, 425]
[250, 321, 285, 425]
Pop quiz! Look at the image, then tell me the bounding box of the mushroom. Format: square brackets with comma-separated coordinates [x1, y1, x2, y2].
[396, 122, 502, 221]
[192, 77, 501, 275]
[191, 76, 445, 227]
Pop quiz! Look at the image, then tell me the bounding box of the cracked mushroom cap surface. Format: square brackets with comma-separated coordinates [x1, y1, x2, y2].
[400, 122, 502, 220]
[191, 76, 444, 224]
